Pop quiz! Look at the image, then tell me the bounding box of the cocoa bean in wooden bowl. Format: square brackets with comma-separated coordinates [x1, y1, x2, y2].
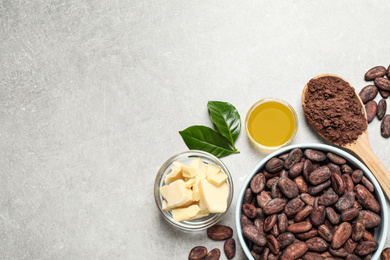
[235, 143, 388, 260]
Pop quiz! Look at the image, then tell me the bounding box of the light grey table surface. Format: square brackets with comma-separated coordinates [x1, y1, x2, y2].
[2, 1, 390, 259]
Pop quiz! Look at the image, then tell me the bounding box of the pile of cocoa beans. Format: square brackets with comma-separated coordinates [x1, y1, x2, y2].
[359, 65, 390, 137]
[240, 147, 381, 260]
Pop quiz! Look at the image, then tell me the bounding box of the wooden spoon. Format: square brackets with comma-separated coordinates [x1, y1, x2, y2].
[302, 73, 390, 199]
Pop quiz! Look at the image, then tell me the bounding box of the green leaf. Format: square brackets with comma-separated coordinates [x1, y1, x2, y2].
[207, 101, 241, 149]
[179, 125, 239, 158]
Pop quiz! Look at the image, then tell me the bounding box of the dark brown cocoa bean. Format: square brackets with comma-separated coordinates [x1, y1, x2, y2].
[335, 191, 355, 212]
[346, 253, 361, 260]
[309, 180, 332, 195]
[365, 66, 387, 80]
[351, 170, 363, 184]
[327, 153, 347, 165]
[207, 225, 233, 240]
[375, 77, 390, 91]
[363, 230, 376, 242]
[287, 221, 312, 234]
[309, 166, 331, 185]
[361, 176, 375, 193]
[264, 214, 278, 232]
[280, 241, 308, 260]
[378, 99, 387, 120]
[204, 248, 220, 260]
[365, 101, 377, 123]
[328, 163, 342, 175]
[331, 222, 352, 249]
[359, 85, 378, 103]
[224, 238, 236, 259]
[267, 235, 280, 254]
[294, 176, 308, 193]
[189, 246, 208, 260]
[340, 208, 359, 222]
[326, 207, 341, 225]
[244, 188, 254, 204]
[329, 247, 349, 258]
[341, 164, 353, 175]
[285, 197, 305, 217]
[264, 198, 287, 215]
[270, 222, 280, 237]
[304, 149, 327, 162]
[267, 177, 280, 189]
[266, 158, 284, 173]
[263, 170, 280, 179]
[355, 184, 380, 213]
[251, 173, 266, 193]
[295, 205, 314, 222]
[289, 162, 304, 178]
[318, 224, 333, 242]
[278, 177, 299, 199]
[303, 159, 313, 182]
[344, 238, 358, 253]
[381, 114, 390, 138]
[256, 207, 265, 220]
[342, 174, 354, 192]
[331, 172, 345, 196]
[295, 228, 318, 241]
[277, 232, 296, 249]
[301, 193, 315, 206]
[240, 214, 253, 228]
[284, 148, 303, 169]
[380, 89, 390, 99]
[307, 237, 329, 252]
[271, 182, 282, 199]
[356, 210, 381, 229]
[242, 203, 257, 219]
[254, 219, 265, 236]
[311, 205, 326, 226]
[355, 241, 378, 256]
[243, 224, 267, 246]
[381, 247, 390, 260]
[257, 191, 272, 208]
[302, 251, 324, 260]
[278, 213, 288, 234]
[318, 190, 339, 206]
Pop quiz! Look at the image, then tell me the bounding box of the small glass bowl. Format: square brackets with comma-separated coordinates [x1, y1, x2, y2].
[245, 98, 298, 150]
[154, 150, 233, 231]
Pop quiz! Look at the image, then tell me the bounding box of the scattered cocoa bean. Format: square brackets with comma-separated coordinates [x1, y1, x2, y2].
[207, 225, 233, 240]
[204, 248, 220, 260]
[381, 247, 390, 260]
[381, 114, 390, 138]
[359, 85, 378, 103]
[365, 101, 377, 123]
[375, 77, 390, 91]
[364, 66, 387, 80]
[224, 238, 235, 259]
[189, 246, 208, 260]
[378, 99, 387, 120]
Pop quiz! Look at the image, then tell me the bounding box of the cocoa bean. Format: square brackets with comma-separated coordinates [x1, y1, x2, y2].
[326, 207, 341, 225]
[335, 191, 355, 212]
[261, 247, 270, 260]
[266, 158, 284, 173]
[355, 184, 380, 213]
[378, 99, 387, 120]
[341, 164, 353, 175]
[224, 238, 236, 259]
[329, 247, 349, 257]
[278, 213, 288, 234]
[278, 177, 299, 199]
[304, 149, 327, 162]
[381, 247, 390, 260]
[289, 162, 304, 178]
[352, 200, 363, 211]
[256, 207, 265, 220]
[271, 182, 282, 199]
[318, 224, 333, 242]
[266, 235, 280, 254]
[328, 163, 342, 175]
[207, 225, 233, 240]
[243, 203, 257, 219]
[355, 241, 378, 256]
[342, 174, 354, 192]
[251, 173, 266, 193]
[363, 230, 376, 242]
[240, 214, 253, 228]
[280, 169, 289, 179]
[381, 114, 390, 138]
[364, 66, 387, 80]
[263, 198, 287, 215]
[264, 214, 278, 232]
[279, 153, 289, 161]
[295, 205, 314, 222]
[375, 77, 390, 91]
[270, 222, 280, 237]
[365, 101, 377, 123]
[284, 148, 303, 169]
[361, 176, 375, 193]
[388, 65, 390, 79]
[254, 219, 265, 236]
[309, 180, 332, 195]
[244, 188, 254, 204]
[310, 166, 332, 185]
[331, 222, 352, 249]
[253, 244, 264, 254]
[359, 85, 378, 103]
[346, 253, 361, 260]
[287, 221, 312, 234]
[204, 248, 220, 260]
[356, 210, 381, 229]
[251, 250, 261, 260]
[331, 173, 345, 196]
[280, 241, 308, 260]
[311, 205, 326, 226]
[285, 197, 305, 217]
[327, 153, 347, 165]
[295, 228, 318, 240]
[344, 238, 358, 253]
[302, 251, 324, 260]
[264, 170, 280, 179]
[351, 170, 363, 184]
[303, 159, 313, 182]
[268, 252, 282, 260]
[318, 189, 339, 206]
[340, 208, 359, 222]
[267, 177, 280, 189]
[243, 224, 267, 246]
[189, 246, 208, 260]
[277, 232, 295, 249]
[307, 237, 329, 252]
[257, 191, 272, 208]
[380, 89, 390, 99]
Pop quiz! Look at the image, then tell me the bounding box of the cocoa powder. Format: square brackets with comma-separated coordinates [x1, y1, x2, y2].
[303, 76, 367, 146]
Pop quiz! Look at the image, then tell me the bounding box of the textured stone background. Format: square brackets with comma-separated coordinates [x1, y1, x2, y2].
[1, 0, 390, 259]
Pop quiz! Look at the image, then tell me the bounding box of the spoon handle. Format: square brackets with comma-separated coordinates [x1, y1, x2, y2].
[348, 138, 390, 199]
